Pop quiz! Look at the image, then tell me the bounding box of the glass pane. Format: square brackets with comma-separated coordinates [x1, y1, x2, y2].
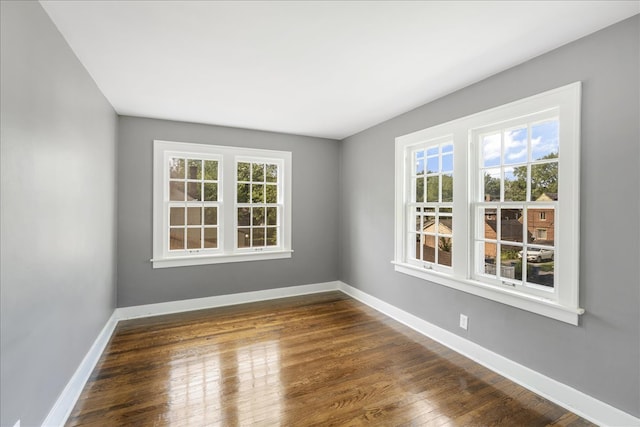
[252, 163, 265, 182]
[504, 127, 528, 165]
[169, 228, 184, 250]
[415, 213, 421, 232]
[187, 182, 201, 201]
[424, 215, 436, 233]
[204, 183, 218, 201]
[411, 233, 420, 260]
[426, 146, 438, 156]
[252, 184, 264, 203]
[204, 160, 218, 180]
[252, 207, 265, 226]
[483, 169, 500, 201]
[266, 164, 278, 182]
[169, 158, 185, 179]
[204, 228, 218, 249]
[421, 235, 436, 262]
[442, 153, 453, 173]
[442, 143, 453, 153]
[442, 174, 453, 202]
[527, 208, 554, 245]
[439, 215, 452, 235]
[415, 177, 424, 203]
[415, 151, 425, 175]
[187, 207, 201, 225]
[265, 184, 277, 203]
[238, 228, 250, 248]
[482, 208, 498, 240]
[530, 162, 558, 201]
[526, 247, 554, 288]
[170, 181, 185, 201]
[266, 207, 278, 226]
[500, 244, 522, 281]
[482, 133, 501, 167]
[237, 162, 251, 181]
[500, 208, 523, 242]
[253, 228, 265, 246]
[504, 166, 526, 201]
[266, 227, 278, 246]
[482, 242, 497, 275]
[237, 183, 250, 203]
[187, 159, 202, 180]
[426, 176, 439, 202]
[427, 156, 438, 174]
[437, 237, 452, 267]
[187, 228, 201, 249]
[170, 207, 185, 226]
[238, 207, 250, 226]
[531, 120, 559, 161]
[204, 207, 217, 226]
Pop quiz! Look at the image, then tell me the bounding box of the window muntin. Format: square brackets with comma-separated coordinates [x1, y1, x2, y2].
[153, 141, 292, 268]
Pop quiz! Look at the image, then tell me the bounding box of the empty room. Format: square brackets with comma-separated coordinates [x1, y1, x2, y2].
[1, 1, 639, 426]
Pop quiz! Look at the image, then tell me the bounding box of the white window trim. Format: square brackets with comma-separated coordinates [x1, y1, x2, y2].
[152, 140, 292, 268]
[394, 82, 583, 325]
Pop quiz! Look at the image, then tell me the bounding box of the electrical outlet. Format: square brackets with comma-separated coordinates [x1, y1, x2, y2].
[459, 314, 468, 330]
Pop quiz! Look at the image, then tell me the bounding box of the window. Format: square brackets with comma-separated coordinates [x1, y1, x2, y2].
[153, 141, 292, 268]
[394, 83, 582, 324]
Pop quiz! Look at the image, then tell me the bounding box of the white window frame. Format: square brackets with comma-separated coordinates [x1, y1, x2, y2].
[393, 82, 583, 325]
[152, 140, 292, 268]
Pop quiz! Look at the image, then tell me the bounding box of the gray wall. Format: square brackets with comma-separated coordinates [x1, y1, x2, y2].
[0, 2, 118, 426]
[339, 15, 640, 416]
[117, 116, 339, 307]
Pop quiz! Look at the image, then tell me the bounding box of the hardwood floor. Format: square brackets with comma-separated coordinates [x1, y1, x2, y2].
[67, 292, 595, 426]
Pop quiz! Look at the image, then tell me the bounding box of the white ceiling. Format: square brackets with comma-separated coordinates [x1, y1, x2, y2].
[40, 1, 639, 140]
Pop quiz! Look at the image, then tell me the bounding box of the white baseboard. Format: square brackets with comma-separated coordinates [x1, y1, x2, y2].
[337, 281, 640, 427]
[43, 280, 639, 427]
[41, 311, 119, 427]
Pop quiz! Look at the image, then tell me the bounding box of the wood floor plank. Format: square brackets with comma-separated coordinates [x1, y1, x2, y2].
[66, 292, 596, 426]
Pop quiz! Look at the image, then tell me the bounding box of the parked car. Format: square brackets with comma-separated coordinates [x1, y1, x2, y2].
[518, 248, 554, 262]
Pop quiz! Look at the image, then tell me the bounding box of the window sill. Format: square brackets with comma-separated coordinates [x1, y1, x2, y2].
[152, 250, 293, 269]
[392, 261, 584, 325]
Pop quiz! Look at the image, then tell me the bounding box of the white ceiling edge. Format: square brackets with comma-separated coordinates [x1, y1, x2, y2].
[39, 1, 640, 140]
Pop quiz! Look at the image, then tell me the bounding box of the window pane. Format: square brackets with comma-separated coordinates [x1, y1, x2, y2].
[204, 160, 218, 180]
[252, 184, 264, 203]
[526, 248, 554, 288]
[415, 151, 425, 174]
[238, 207, 250, 226]
[500, 244, 522, 281]
[252, 163, 265, 182]
[483, 169, 500, 201]
[527, 208, 554, 245]
[531, 120, 559, 161]
[237, 162, 251, 181]
[187, 159, 202, 180]
[504, 167, 526, 201]
[439, 215, 452, 235]
[442, 143, 453, 154]
[438, 237, 452, 267]
[422, 235, 436, 262]
[427, 156, 438, 174]
[187, 182, 201, 201]
[170, 181, 185, 201]
[481, 242, 497, 275]
[426, 176, 439, 202]
[266, 207, 277, 226]
[252, 207, 265, 226]
[169, 158, 185, 179]
[411, 233, 420, 260]
[187, 207, 201, 225]
[415, 213, 421, 232]
[266, 164, 278, 182]
[204, 207, 217, 226]
[415, 177, 424, 203]
[187, 228, 201, 249]
[266, 227, 278, 246]
[426, 146, 438, 156]
[530, 162, 558, 201]
[204, 183, 218, 201]
[253, 228, 265, 246]
[204, 228, 218, 248]
[265, 184, 277, 203]
[482, 133, 501, 168]
[482, 208, 497, 240]
[237, 183, 250, 203]
[504, 127, 527, 165]
[170, 207, 185, 226]
[442, 153, 453, 173]
[238, 228, 250, 248]
[169, 228, 184, 250]
[525, 246, 554, 263]
[442, 174, 453, 202]
[500, 208, 523, 242]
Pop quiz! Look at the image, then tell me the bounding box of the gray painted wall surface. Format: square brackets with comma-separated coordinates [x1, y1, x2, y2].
[117, 116, 339, 307]
[339, 16, 640, 416]
[0, 2, 118, 426]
